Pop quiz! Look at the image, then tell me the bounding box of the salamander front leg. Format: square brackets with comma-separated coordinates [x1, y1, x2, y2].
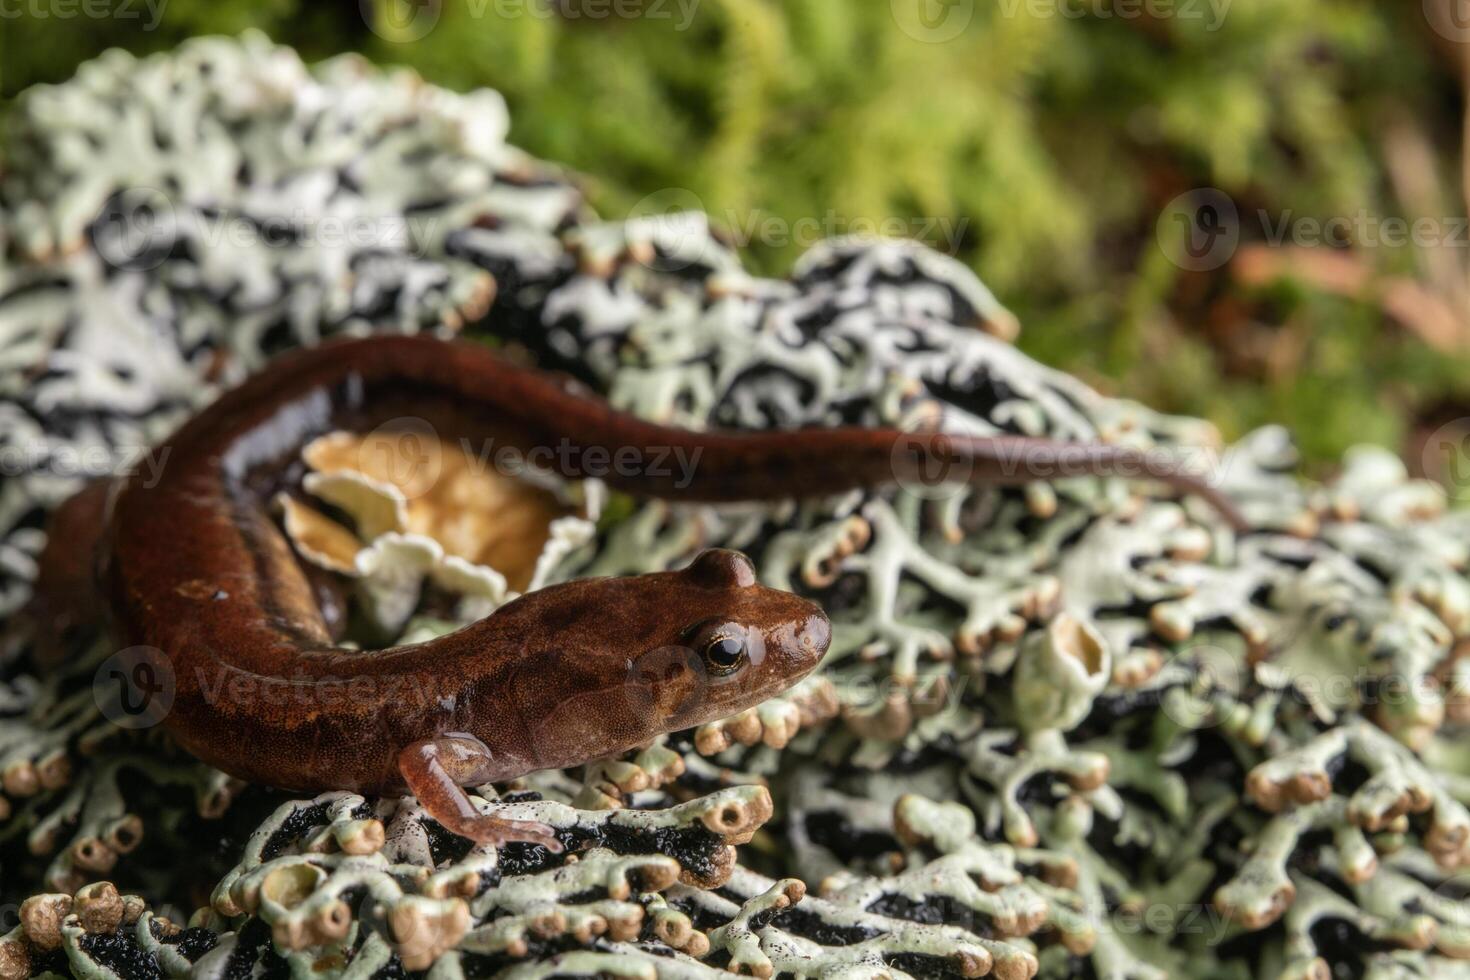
[397, 735, 563, 852]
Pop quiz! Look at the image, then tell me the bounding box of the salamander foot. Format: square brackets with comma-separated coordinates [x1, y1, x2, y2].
[398, 735, 564, 852]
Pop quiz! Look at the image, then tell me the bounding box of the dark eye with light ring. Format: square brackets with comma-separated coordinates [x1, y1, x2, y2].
[684, 620, 751, 677]
[702, 634, 747, 675]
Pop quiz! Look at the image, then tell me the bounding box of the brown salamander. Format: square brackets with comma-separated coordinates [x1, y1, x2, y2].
[39, 335, 1244, 849]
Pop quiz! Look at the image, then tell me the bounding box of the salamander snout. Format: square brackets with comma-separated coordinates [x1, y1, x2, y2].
[794, 606, 831, 675]
[737, 584, 830, 701]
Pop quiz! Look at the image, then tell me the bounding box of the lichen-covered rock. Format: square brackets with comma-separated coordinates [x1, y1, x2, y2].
[2, 34, 1468, 980]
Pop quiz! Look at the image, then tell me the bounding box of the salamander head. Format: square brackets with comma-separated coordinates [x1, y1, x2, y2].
[495, 549, 829, 775]
[621, 549, 830, 733]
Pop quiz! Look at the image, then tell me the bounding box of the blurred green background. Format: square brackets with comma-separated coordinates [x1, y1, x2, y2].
[5, 0, 1470, 472]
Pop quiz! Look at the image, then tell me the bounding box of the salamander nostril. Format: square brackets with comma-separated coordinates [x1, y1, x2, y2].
[801, 611, 832, 664]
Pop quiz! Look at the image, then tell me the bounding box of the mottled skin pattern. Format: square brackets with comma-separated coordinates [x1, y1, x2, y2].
[41, 335, 1243, 847]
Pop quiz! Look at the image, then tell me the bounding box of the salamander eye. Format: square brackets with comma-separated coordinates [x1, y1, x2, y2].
[685, 619, 753, 677]
[702, 634, 747, 676]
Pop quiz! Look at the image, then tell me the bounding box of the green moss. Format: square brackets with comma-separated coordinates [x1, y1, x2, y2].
[3, 0, 1465, 465]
